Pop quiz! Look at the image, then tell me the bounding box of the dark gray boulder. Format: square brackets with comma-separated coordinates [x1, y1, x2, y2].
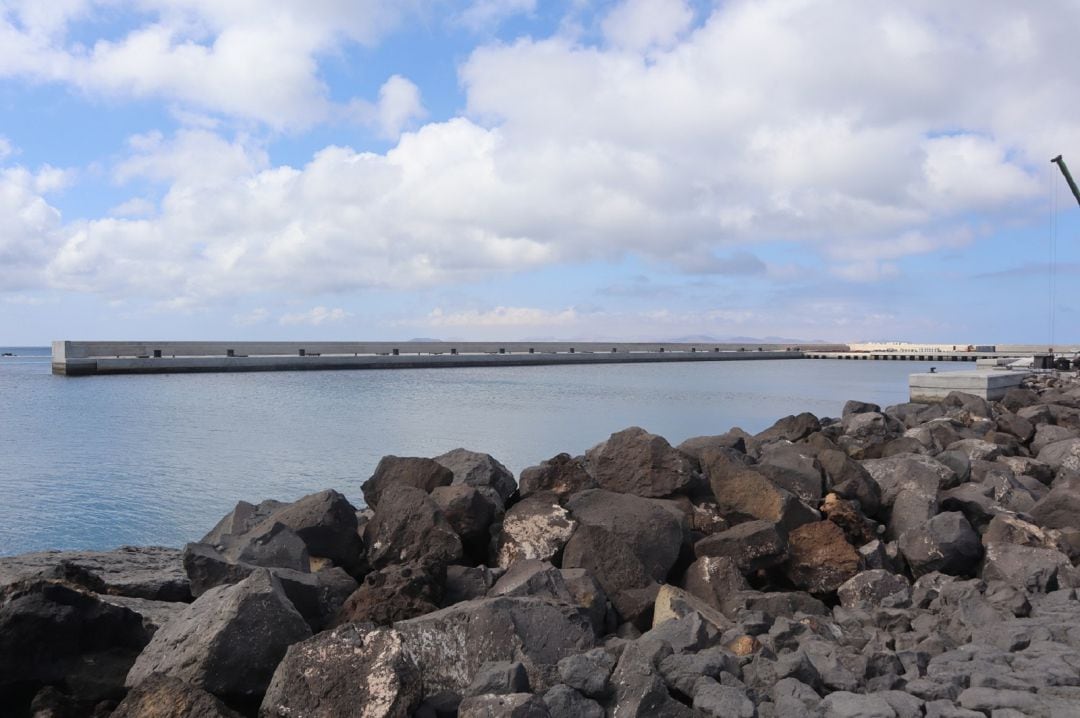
[255, 489, 364, 573]
[494, 495, 576, 569]
[518, 453, 597, 500]
[431, 484, 497, 559]
[676, 433, 748, 465]
[1031, 425, 1076, 455]
[980, 542, 1070, 593]
[836, 570, 910, 608]
[757, 443, 826, 504]
[464, 661, 530, 696]
[995, 412, 1035, 443]
[364, 484, 463, 570]
[818, 449, 882, 516]
[1037, 437, 1080, 473]
[113, 673, 243, 718]
[394, 596, 594, 699]
[683, 556, 749, 613]
[565, 489, 683, 582]
[435, 448, 518, 508]
[755, 413, 821, 445]
[0, 546, 190, 602]
[125, 569, 311, 707]
[361, 456, 454, 508]
[584, 427, 695, 498]
[692, 677, 755, 718]
[445, 565, 500, 605]
[557, 648, 616, 699]
[202, 499, 286, 546]
[898, 512, 982, 577]
[542, 684, 604, 718]
[843, 400, 881, 418]
[260, 623, 421, 717]
[458, 693, 551, 717]
[608, 639, 694, 717]
[0, 579, 150, 707]
[561, 525, 656, 626]
[695, 520, 788, 574]
[1030, 486, 1080, 530]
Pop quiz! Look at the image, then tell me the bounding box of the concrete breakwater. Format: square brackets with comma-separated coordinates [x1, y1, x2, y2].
[3, 374, 1080, 716]
[51, 341, 845, 376]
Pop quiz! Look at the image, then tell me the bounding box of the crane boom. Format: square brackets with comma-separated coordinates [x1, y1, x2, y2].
[1051, 155, 1080, 208]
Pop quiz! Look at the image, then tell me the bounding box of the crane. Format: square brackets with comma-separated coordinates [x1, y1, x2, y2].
[1051, 155, 1080, 207]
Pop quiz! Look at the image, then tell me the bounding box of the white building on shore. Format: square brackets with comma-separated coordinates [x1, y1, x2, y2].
[847, 342, 995, 353]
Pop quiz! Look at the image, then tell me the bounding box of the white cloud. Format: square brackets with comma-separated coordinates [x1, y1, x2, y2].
[348, 74, 427, 140]
[457, 0, 536, 31]
[0, 135, 12, 161]
[0, 0, 411, 129]
[601, 0, 693, 51]
[279, 306, 351, 326]
[8, 0, 1080, 307]
[424, 306, 580, 327]
[109, 197, 157, 217]
[232, 306, 268, 325]
[0, 166, 66, 289]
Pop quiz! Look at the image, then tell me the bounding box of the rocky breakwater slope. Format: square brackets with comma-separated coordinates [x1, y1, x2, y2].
[5, 375, 1080, 717]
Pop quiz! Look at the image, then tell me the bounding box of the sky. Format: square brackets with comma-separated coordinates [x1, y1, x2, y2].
[1, 0, 1079, 345]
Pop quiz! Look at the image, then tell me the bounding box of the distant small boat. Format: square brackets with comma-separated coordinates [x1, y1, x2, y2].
[1, 352, 13, 357]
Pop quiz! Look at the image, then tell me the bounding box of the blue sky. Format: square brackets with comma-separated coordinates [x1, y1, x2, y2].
[1, 0, 1078, 345]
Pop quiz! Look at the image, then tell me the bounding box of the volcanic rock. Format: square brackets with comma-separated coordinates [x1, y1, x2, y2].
[518, 453, 597, 500]
[584, 427, 695, 498]
[898, 512, 982, 577]
[495, 495, 577, 569]
[362, 456, 454, 509]
[365, 484, 463, 569]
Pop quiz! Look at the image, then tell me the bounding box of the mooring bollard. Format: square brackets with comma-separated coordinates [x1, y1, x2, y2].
[226, 349, 234, 357]
[529, 348, 534, 354]
[153, 349, 162, 358]
[499, 348, 505, 354]
[299, 349, 306, 357]
[569, 348, 575, 354]
[393, 348, 399, 356]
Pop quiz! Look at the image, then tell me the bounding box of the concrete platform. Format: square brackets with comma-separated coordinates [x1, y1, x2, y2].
[909, 370, 1030, 402]
[51, 341, 820, 376]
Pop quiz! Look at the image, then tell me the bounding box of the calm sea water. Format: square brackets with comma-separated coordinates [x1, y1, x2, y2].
[0, 347, 965, 555]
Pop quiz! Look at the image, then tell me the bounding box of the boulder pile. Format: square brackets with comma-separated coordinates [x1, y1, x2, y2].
[4, 373, 1080, 717]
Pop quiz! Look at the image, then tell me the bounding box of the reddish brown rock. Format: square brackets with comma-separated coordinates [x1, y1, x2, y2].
[783, 521, 861, 594]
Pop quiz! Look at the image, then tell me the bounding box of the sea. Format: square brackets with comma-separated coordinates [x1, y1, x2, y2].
[0, 346, 966, 555]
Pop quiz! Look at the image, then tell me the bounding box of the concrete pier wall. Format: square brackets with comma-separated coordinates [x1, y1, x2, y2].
[52, 341, 841, 376]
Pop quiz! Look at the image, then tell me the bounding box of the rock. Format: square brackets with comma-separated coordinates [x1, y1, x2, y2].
[458, 693, 551, 717]
[756, 413, 821, 444]
[1030, 486, 1080, 530]
[757, 443, 826, 503]
[608, 639, 694, 717]
[820, 492, 878, 545]
[584, 427, 695, 498]
[99, 595, 188, 635]
[112, 674, 243, 718]
[653, 584, 733, 633]
[945, 439, 1002, 463]
[335, 560, 443, 625]
[201, 499, 286, 545]
[837, 570, 910, 608]
[677, 433, 748, 464]
[943, 391, 992, 418]
[996, 455, 1054, 485]
[261, 623, 420, 717]
[843, 400, 881, 417]
[431, 485, 497, 558]
[842, 411, 892, 442]
[783, 521, 860, 594]
[465, 661, 530, 696]
[253, 489, 364, 573]
[557, 569, 609, 633]
[1002, 387, 1040, 412]
[182, 543, 258, 597]
[862, 454, 954, 505]
[435, 448, 518, 507]
[1031, 425, 1076, 455]
[557, 648, 616, 699]
[0, 547, 190, 601]
[980, 542, 1070, 593]
[565, 490, 683, 582]
[365, 484, 463, 570]
[708, 468, 818, 532]
[542, 684, 603, 718]
[820, 691, 897, 717]
[0, 579, 150, 707]
[1037, 437, 1080, 473]
[362, 456, 454, 508]
[445, 565, 500, 605]
[495, 496, 576, 569]
[518, 453, 597, 500]
[683, 556, 750, 613]
[562, 525, 656, 626]
[818, 449, 882, 516]
[641, 610, 717, 652]
[995, 412, 1035, 443]
[394, 596, 594, 699]
[217, 521, 310, 574]
[898, 512, 982, 577]
[695, 520, 788, 574]
[125, 569, 312, 707]
[692, 677, 755, 718]
[658, 647, 740, 698]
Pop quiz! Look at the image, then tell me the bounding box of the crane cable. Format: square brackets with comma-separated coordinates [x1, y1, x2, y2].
[1050, 163, 1058, 351]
